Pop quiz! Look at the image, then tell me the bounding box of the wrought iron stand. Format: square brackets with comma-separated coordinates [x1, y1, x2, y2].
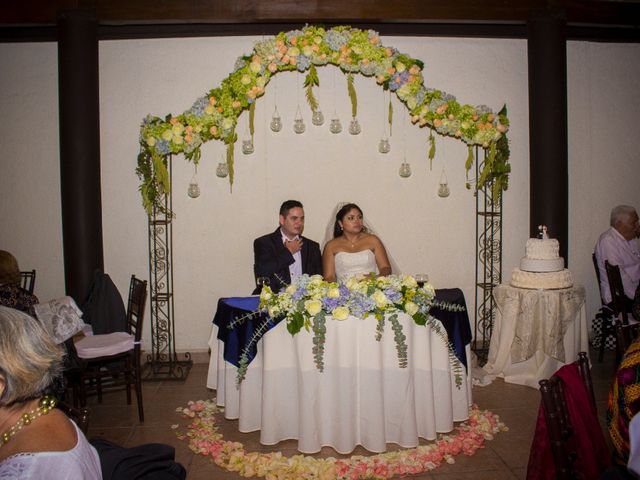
[143, 154, 192, 381]
[473, 147, 503, 366]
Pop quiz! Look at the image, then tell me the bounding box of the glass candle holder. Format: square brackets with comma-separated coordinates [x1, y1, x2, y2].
[378, 138, 391, 154]
[311, 109, 325, 126]
[399, 162, 412, 178]
[216, 162, 229, 178]
[242, 138, 254, 155]
[187, 181, 200, 198]
[270, 112, 282, 132]
[348, 118, 361, 135]
[293, 118, 306, 134]
[329, 117, 342, 134]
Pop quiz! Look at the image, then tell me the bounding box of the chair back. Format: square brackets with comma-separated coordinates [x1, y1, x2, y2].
[605, 260, 629, 325]
[57, 401, 90, 434]
[539, 376, 575, 479]
[592, 253, 606, 305]
[615, 323, 640, 361]
[537, 352, 599, 479]
[126, 275, 148, 343]
[20, 269, 36, 294]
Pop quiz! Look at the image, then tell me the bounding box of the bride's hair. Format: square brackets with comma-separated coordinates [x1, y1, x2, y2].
[333, 203, 366, 238]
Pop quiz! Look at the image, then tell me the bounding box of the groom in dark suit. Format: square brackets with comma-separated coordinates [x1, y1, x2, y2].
[253, 200, 323, 294]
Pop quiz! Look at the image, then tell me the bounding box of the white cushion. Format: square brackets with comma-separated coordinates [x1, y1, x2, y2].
[75, 331, 135, 359]
[33, 296, 86, 344]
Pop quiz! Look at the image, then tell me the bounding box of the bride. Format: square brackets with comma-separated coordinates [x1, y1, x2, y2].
[322, 203, 392, 283]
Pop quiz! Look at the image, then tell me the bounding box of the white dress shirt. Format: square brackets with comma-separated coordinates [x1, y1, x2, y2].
[594, 227, 640, 304]
[281, 230, 302, 281]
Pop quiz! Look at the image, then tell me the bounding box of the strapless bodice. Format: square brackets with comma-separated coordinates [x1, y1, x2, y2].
[334, 250, 377, 283]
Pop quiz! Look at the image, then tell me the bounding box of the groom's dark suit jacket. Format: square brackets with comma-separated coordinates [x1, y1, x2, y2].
[252, 227, 323, 294]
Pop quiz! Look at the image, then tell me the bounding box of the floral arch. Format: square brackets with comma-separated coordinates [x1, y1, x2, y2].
[136, 25, 510, 213]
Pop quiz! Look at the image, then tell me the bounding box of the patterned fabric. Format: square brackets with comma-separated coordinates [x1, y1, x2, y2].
[591, 313, 617, 351]
[33, 296, 85, 343]
[0, 283, 38, 316]
[608, 337, 640, 464]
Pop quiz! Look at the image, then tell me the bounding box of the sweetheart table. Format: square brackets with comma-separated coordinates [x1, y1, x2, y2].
[206, 292, 473, 454]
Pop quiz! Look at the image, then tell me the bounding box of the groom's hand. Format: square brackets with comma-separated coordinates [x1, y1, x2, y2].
[285, 238, 303, 254]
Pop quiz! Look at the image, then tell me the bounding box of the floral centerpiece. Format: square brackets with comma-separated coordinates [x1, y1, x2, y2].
[233, 274, 465, 387]
[137, 25, 510, 213]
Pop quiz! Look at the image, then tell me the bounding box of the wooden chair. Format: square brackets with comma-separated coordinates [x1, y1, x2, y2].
[538, 352, 597, 479]
[57, 401, 91, 435]
[19, 269, 36, 294]
[593, 253, 615, 361]
[68, 275, 148, 422]
[605, 260, 630, 326]
[615, 323, 640, 365]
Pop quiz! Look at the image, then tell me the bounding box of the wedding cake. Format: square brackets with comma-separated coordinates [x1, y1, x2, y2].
[510, 232, 573, 289]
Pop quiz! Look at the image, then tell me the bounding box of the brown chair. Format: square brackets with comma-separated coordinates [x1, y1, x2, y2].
[68, 275, 148, 422]
[605, 260, 630, 325]
[537, 352, 597, 479]
[57, 401, 91, 435]
[20, 269, 36, 294]
[593, 253, 615, 361]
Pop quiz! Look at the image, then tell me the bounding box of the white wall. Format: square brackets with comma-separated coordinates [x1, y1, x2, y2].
[1, 35, 638, 356]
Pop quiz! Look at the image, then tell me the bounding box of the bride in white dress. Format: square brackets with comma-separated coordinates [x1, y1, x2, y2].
[322, 203, 392, 283]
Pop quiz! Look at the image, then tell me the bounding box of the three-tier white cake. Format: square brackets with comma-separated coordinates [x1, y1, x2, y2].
[510, 238, 573, 289]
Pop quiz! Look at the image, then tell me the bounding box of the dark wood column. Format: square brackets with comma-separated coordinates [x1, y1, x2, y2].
[527, 10, 568, 262]
[58, 9, 103, 302]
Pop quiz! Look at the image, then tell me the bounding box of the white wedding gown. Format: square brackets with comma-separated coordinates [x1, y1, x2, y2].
[334, 250, 378, 283]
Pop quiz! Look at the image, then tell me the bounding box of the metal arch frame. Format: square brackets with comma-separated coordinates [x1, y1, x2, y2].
[473, 147, 503, 366]
[143, 150, 502, 374]
[144, 154, 193, 381]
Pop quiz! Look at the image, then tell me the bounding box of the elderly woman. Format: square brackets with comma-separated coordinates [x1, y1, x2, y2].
[0, 306, 102, 478]
[0, 250, 38, 315]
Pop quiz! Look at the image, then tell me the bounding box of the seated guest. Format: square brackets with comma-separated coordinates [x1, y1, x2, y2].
[595, 205, 640, 311]
[609, 335, 640, 465]
[0, 306, 103, 478]
[0, 250, 38, 315]
[253, 200, 322, 294]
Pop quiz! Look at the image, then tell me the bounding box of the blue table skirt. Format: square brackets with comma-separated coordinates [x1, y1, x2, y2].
[213, 288, 472, 370]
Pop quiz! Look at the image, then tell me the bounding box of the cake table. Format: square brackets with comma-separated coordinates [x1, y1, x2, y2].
[479, 283, 589, 388]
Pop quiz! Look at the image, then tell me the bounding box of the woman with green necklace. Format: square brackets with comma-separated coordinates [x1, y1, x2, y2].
[0, 306, 102, 478]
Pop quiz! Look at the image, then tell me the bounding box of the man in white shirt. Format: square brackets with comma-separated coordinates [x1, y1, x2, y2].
[252, 200, 322, 294]
[594, 205, 640, 309]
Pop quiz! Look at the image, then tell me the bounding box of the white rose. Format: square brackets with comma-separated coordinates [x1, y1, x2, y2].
[304, 299, 322, 316]
[371, 290, 388, 308]
[327, 287, 340, 299]
[404, 301, 418, 316]
[332, 306, 350, 320]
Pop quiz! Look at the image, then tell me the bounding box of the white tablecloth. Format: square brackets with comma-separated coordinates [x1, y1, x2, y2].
[207, 313, 472, 453]
[479, 284, 589, 389]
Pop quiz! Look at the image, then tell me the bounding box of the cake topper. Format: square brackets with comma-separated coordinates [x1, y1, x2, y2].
[537, 225, 549, 240]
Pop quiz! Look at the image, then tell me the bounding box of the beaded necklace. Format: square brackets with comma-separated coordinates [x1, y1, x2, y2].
[0, 395, 57, 447]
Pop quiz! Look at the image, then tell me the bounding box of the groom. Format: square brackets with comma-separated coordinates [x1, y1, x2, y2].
[252, 200, 322, 294]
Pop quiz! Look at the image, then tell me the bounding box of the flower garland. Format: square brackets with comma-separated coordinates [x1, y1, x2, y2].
[137, 25, 510, 213]
[173, 399, 508, 479]
[232, 274, 465, 386]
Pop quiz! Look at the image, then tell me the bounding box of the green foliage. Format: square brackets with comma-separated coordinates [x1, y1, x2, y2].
[347, 73, 357, 118]
[304, 65, 320, 112]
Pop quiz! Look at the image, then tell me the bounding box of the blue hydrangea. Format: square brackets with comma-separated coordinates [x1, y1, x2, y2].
[286, 30, 304, 43]
[233, 56, 247, 72]
[292, 288, 306, 301]
[296, 55, 311, 72]
[190, 97, 208, 117]
[322, 297, 340, 311]
[384, 288, 402, 303]
[415, 88, 426, 106]
[389, 71, 409, 91]
[325, 30, 347, 51]
[155, 139, 170, 156]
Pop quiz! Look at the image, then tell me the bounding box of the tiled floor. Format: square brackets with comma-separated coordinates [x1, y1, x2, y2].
[85, 348, 616, 479]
